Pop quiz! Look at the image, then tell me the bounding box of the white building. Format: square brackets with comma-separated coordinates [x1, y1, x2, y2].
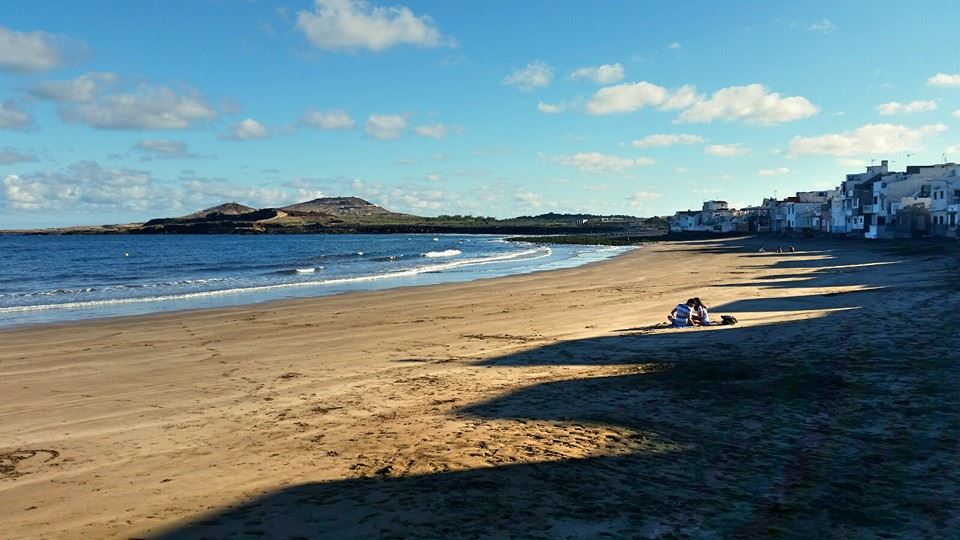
[836, 160, 888, 234]
[668, 201, 737, 232]
[784, 190, 837, 231]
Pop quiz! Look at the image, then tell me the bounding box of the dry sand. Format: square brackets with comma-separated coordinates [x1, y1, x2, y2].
[1, 236, 958, 539]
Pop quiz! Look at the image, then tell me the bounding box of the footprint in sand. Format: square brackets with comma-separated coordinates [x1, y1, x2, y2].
[0, 449, 60, 479]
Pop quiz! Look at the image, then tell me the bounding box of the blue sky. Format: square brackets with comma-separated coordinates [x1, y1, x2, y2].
[2, 0, 960, 228]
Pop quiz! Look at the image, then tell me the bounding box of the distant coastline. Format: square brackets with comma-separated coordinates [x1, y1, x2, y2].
[1, 196, 665, 237]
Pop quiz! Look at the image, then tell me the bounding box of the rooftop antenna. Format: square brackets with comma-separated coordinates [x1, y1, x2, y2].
[944, 153, 948, 164]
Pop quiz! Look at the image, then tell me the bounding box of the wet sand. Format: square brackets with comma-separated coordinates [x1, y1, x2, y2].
[1, 237, 958, 538]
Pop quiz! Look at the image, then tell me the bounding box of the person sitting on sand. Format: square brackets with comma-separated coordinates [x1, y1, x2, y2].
[691, 297, 714, 326]
[667, 298, 696, 328]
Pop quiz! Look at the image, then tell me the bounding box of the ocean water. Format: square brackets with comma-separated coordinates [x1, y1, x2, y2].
[0, 234, 631, 328]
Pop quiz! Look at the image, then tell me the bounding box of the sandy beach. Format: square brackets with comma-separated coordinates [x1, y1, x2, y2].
[1, 236, 958, 539]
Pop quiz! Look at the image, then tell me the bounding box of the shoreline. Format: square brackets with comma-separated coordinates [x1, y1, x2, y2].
[0, 245, 634, 336]
[0, 237, 631, 330]
[2, 237, 958, 538]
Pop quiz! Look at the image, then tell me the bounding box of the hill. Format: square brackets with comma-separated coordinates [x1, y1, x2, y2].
[281, 197, 397, 217]
[182, 202, 257, 220]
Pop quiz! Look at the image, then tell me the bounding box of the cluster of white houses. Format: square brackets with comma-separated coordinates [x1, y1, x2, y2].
[668, 160, 960, 239]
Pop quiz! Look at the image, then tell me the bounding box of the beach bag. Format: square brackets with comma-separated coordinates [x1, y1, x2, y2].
[720, 315, 738, 326]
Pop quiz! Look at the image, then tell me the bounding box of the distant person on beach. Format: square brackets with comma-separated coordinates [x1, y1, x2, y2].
[691, 297, 714, 326]
[757, 246, 765, 253]
[788, 245, 796, 252]
[668, 298, 696, 328]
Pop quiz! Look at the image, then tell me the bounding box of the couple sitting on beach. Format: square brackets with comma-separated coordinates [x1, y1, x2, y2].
[667, 297, 728, 328]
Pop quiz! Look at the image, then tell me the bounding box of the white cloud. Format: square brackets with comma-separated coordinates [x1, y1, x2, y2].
[1, 162, 378, 217]
[927, 73, 960, 87]
[585, 81, 667, 115]
[675, 167, 688, 173]
[2, 161, 153, 211]
[414, 123, 446, 138]
[549, 152, 654, 173]
[223, 118, 269, 141]
[0, 148, 38, 165]
[632, 133, 703, 148]
[296, 0, 446, 52]
[628, 192, 661, 209]
[0, 100, 33, 130]
[176, 176, 293, 209]
[705, 143, 749, 157]
[585, 82, 700, 115]
[537, 101, 564, 114]
[282, 177, 333, 204]
[789, 123, 947, 157]
[0, 26, 85, 73]
[678, 84, 818, 125]
[30, 72, 119, 103]
[837, 158, 867, 167]
[32, 75, 218, 131]
[369, 184, 467, 213]
[808, 19, 837, 33]
[365, 114, 407, 139]
[758, 167, 791, 176]
[503, 61, 553, 91]
[61, 85, 217, 130]
[425, 172, 441, 181]
[875, 100, 937, 115]
[946, 143, 960, 154]
[953, 109, 960, 120]
[301, 108, 355, 130]
[515, 189, 542, 208]
[134, 139, 197, 160]
[668, 42, 681, 50]
[569, 63, 624, 85]
[659, 85, 700, 111]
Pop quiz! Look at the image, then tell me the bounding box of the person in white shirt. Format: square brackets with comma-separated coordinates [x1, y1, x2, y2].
[691, 297, 715, 326]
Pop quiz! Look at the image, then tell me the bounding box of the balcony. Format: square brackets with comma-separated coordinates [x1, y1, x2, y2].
[861, 204, 880, 214]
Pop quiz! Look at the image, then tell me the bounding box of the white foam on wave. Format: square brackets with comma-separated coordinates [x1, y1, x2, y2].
[295, 267, 316, 273]
[0, 277, 230, 299]
[422, 249, 461, 258]
[0, 247, 553, 314]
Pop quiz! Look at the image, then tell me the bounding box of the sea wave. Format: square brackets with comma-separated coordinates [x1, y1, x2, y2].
[422, 249, 461, 258]
[0, 277, 230, 299]
[0, 246, 552, 314]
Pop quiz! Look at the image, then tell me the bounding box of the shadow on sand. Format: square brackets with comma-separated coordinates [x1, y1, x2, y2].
[152, 238, 959, 539]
